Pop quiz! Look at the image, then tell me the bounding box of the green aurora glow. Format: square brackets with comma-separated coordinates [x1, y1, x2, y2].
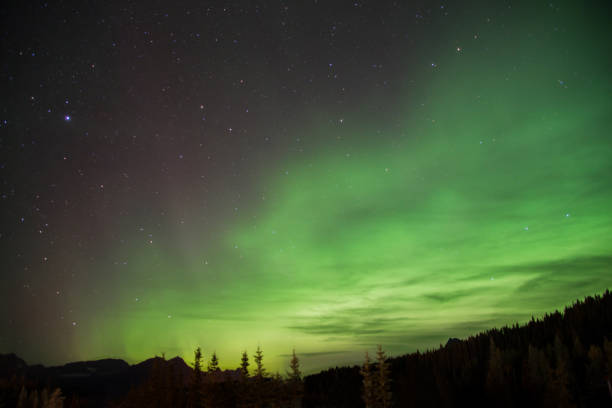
[8, 1, 611, 374]
[88, 54, 611, 373]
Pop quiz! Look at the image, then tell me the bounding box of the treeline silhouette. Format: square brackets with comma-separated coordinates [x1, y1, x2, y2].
[304, 289, 612, 408]
[1, 290, 611, 407]
[117, 346, 303, 408]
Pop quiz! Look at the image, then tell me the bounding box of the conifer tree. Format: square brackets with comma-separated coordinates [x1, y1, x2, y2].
[254, 345, 267, 378]
[17, 386, 27, 408]
[288, 349, 302, 382]
[193, 347, 203, 377]
[208, 351, 220, 372]
[375, 345, 392, 408]
[361, 351, 376, 408]
[251, 346, 268, 408]
[188, 347, 204, 408]
[239, 350, 250, 379]
[29, 389, 39, 408]
[237, 351, 253, 408]
[287, 349, 304, 406]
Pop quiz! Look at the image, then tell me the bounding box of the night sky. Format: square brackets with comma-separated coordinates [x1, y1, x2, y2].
[1, 0, 611, 374]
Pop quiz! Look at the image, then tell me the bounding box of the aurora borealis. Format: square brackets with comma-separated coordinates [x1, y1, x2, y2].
[1, 0, 611, 374]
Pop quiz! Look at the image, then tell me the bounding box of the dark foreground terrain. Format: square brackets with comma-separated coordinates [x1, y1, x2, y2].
[1, 290, 611, 407]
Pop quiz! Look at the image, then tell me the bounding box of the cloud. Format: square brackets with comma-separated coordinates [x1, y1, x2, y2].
[422, 286, 491, 303]
[498, 255, 612, 275]
[287, 313, 420, 337]
[504, 255, 611, 296]
[277, 350, 350, 358]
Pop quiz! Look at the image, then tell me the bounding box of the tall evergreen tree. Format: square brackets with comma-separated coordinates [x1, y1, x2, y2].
[208, 351, 220, 372]
[29, 389, 39, 408]
[188, 347, 204, 408]
[375, 345, 392, 408]
[254, 346, 267, 378]
[251, 346, 268, 408]
[288, 349, 302, 382]
[17, 386, 27, 408]
[236, 350, 254, 408]
[193, 347, 203, 377]
[240, 350, 250, 378]
[361, 351, 376, 408]
[287, 349, 304, 407]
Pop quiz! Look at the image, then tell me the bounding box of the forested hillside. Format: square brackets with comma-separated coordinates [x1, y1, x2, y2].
[304, 289, 612, 408]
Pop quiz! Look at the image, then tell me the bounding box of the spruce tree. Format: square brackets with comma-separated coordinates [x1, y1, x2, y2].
[252, 346, 268, 408]
[288, 349, 302, 382]
[287, 349, 304, 406]
[361, 351, 376, 408]
[29, 389, 39, 408]
[193, 347, 203, 377]
[208, 351, 220, 372]
[240, 350, 250, 378]
[17, 386, 27, 408]
[254, 345, 267, 378]
[375, 345, 392, 408]
[237, 350, 253, 408]
[188, 347, 204, 408]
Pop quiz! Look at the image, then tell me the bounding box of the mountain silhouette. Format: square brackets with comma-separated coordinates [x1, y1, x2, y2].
[0, 354, 191, 406]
